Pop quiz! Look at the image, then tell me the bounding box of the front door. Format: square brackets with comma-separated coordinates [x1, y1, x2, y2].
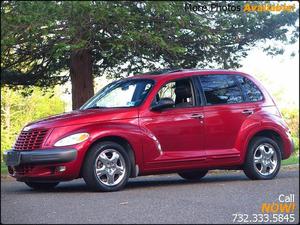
[140, 77, 205, 169]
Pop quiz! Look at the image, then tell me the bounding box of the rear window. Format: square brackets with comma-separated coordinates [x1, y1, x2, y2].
[199, 75, 243, 105]
[235, 76, 264, 102]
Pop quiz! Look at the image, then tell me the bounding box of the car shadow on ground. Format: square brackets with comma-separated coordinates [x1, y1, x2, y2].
[4, 172, 257, 194]
[4, 169, 297, 194]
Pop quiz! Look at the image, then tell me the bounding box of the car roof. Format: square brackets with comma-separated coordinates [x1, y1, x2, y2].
[129, 69, 251, 81]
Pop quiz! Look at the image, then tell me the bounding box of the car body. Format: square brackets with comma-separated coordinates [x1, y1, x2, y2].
[4, 69, 294, 191]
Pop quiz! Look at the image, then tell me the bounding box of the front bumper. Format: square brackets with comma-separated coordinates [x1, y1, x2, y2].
[3, 148, 77, 167]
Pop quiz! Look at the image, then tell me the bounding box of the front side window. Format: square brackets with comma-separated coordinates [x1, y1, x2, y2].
[199, 75, 243, 105]
[152, 78, 194, 108]
[236, 76, 264, 102]
[81, 79, 154, 109]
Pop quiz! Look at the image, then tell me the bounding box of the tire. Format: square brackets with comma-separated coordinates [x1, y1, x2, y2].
[178, 169, 208, 181]
[82, 141, 131, 192]
[243, 136, 281, 180]
[25, 181, 59, 190]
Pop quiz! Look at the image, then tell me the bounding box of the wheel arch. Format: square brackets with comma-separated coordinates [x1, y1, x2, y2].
[80, 135, 138, 178]
[243, 129, 284, 162]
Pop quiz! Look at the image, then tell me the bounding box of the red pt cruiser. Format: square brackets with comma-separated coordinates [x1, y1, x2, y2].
[4, 69, 294, 192]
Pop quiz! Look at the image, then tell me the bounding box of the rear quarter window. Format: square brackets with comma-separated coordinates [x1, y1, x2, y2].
[236, 76, 264, 102]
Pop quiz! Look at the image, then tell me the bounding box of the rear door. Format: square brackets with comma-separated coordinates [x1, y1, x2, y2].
[197, 74, 253, 163]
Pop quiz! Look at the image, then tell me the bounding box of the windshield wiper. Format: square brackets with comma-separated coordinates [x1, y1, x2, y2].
[84, 106, 107, 110]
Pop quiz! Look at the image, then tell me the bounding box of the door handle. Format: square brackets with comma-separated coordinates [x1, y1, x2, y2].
[190, 113, 204, 119]
[242, 109, 254, 115]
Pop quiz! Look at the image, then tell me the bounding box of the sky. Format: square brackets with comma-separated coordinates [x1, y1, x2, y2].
[239, 42, 299, 109]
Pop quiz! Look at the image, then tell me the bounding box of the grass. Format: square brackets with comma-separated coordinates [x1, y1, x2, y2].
[282, 151, 299, 166]
[1, 163, 8, 175]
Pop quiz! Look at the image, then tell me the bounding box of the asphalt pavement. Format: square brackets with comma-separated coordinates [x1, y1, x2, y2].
[1, 167, 299, 224]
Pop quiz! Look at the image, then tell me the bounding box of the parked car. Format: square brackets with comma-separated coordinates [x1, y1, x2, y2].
[4, 69, 294, 192]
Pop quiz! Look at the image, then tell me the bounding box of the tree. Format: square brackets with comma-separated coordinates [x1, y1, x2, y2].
[1, 1, 299, 109]
[1, 87, 65, 158]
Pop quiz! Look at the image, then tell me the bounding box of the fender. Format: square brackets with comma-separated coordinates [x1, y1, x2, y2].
[82, 121, 144, 171]
[85, 122, 168, 174]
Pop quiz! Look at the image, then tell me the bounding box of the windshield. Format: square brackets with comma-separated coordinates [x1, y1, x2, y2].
[81, 79, 154, 109]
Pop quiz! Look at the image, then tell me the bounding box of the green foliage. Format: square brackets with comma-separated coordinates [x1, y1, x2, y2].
[281, 108, 299, 138]
[281, 109, 299, 163]
[1, 1, 299, 88]
[292, 136, 299, 153]
[1, 163, 8, 175]
[1, 87, 65, 159]
[282, 152, 299, 165]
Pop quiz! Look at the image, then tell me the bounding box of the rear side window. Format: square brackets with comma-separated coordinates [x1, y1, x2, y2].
[236, 76, 264, 102]
[199, 75, 243, 105]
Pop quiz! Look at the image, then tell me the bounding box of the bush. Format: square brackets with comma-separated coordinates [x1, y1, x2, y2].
[281, 108, 299, 138]
[281, 108, 299, 154]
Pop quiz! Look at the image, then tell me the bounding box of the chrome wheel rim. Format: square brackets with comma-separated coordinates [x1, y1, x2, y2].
[94, 149, 126, 186]
[253, 143, 278, 176]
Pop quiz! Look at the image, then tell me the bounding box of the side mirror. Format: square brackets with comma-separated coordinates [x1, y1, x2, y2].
[151, 98, 174, 111]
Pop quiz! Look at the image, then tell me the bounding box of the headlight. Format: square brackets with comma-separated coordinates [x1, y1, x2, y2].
[54, 133, 89, 147]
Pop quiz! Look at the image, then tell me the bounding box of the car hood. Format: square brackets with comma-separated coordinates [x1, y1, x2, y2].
[23, 108, 139, 130]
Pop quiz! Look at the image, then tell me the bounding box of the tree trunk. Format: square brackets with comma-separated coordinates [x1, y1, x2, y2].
[70, 49, 94, 110]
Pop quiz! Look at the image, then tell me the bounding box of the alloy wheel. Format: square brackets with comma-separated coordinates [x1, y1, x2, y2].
[253, 143, 278, 176]
[94, 149, 126, 186]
